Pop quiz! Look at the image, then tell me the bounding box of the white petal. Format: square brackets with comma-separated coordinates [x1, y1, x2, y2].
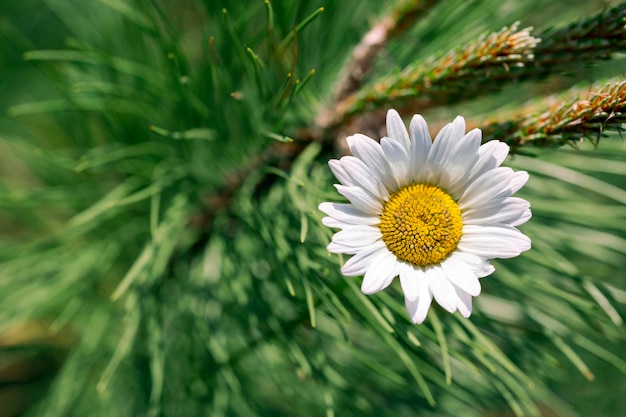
[462, 197, 531, 226]
[331, 225, 382, 247]
[512, 208, 532, 227]
[328, 159, 353, 186]
[470, 140, 509, 177]
[459, 167, 519, 210]
[439, 128, 482, 194]
[408, 114, 432, 181]
[386, 109, 410, 150]
[427, 116, 466, 167]
[439, 255, 481, 296]
[425, 266, 458, 313]
[509, 170, 529, 194]
[446, 251, 495, 279]
[454, 286, 473, 318]
[321, 216, 358, 229]
[404, 277, 433, 324]
[339, 156, 389, 200]
[318, 202, 380, 227]
[346, 134, 397, 190]
[380, 136, 410, 187]
[335, 185, 382, 215]
[361, 251, 399, 294]
[458, 224, 531, 259]
[341, 241, 388, 276]
[399, 263, 424, 301]
[327, 241, 360, 255]
[482, 140, 509, 166]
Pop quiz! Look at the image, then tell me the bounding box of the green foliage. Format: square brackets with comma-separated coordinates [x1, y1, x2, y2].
[0, 1, 625, 417]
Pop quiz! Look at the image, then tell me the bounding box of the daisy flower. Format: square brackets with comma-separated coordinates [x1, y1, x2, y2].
[319, 110, 531, 324]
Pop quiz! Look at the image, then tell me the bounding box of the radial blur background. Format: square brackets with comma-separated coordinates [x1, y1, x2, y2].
[1, 1, 625, 416]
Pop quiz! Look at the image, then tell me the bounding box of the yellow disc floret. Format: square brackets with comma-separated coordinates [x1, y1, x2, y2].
[379, 183, 463, 267]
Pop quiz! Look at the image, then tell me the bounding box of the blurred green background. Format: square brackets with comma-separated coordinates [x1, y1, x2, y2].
[1, 1, 625, 416]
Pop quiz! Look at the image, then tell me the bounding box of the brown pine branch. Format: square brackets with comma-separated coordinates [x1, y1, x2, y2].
[482, 79, 626, 149]
[331, 0, 441, 103]
[317, 3, 626, 135]
[316, 0, 441, 131]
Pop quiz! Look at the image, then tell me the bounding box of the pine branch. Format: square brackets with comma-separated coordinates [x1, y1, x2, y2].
[318, 2, 626, 133]
[341, 22, 539, 121]
[315, 0, 440, 137]
[533, 3, 626, 71]
[323, 0, 440, 104]
[483, 79, 626, 149]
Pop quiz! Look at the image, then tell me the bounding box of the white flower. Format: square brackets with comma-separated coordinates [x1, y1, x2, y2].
[319, 109, 531, 324]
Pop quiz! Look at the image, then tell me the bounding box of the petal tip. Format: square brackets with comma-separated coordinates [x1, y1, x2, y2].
[459, 309, 472, 319]
[451, 115, 467, 131]
[385, 109, 410, 148]
[386, 108, 401, 119]
[411, 314, 427, 324]
[360, 279, 380, 295]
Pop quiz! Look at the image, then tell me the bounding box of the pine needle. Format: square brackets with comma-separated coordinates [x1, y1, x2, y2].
[484, 79, 626, 148]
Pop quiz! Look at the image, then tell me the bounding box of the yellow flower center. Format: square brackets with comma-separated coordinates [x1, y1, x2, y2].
[379, 183, 463, 267]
